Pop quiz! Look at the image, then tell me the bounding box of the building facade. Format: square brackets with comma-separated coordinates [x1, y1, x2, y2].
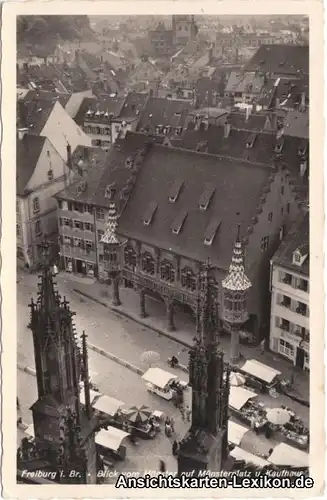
[172, 15, 198, 47]
[17, 132, 72, 267]
[269, 212, 309, 370]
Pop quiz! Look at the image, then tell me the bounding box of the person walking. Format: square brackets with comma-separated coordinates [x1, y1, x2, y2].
[170, 416, 175, 433]
[159, 460, 166, 473]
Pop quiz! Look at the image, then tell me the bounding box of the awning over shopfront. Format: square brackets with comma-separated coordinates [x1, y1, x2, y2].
[25, 424, 35, 438]
[93, 395, 125, 416]
[142, 367, 178, 389]
[241, 359, 281, 384]
[230, 447, 269, 468]
[229, 386, 258, 411]
[268, 443, 309, 468]
[95, 427, 130, 452]
[79, 388, 101, 406]
[228, 421, 249, 446]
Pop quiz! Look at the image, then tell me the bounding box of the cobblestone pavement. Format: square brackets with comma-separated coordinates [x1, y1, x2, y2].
[17, 269, 309, 478]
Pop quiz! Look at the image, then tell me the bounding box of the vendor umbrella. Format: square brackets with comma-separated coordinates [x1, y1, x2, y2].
[230, 372, 246, 387]
[140, 351, 160, 367]
[125, 405, 152, 423]
[266, 408, 291, 426]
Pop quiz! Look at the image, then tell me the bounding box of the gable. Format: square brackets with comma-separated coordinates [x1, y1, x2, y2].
[40, 101, 92, 162]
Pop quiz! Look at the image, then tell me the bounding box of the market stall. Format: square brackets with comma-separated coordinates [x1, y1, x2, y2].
[240, 360, 281, 391]
[79, 388, 101, 406]
[268, 443, 309, 468]
[230, 447, 270, 468]
[228, 420, 249, 446]
[229, 387, 268, 432]
[93, 395, 125, 418]
[95, 426, 130, 460]
[266, 408, 309, 449]
[142, 367, 187, 401]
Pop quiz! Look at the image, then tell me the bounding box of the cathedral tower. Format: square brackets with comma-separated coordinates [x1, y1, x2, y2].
[178, 261, 230, 476]
[19, 240, 98, 483]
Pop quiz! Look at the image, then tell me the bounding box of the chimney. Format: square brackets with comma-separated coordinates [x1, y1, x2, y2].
[224, 121, 231, 138]
[17, 128, 29, 140]
[66, 143, 72, 169]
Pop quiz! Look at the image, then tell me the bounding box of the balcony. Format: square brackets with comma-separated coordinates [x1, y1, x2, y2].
[123, 267, 196, 307]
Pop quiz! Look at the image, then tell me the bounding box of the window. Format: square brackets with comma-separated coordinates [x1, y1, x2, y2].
[85, 240, 94, 253]
[63, 235, 72, 246]
[260, 236, 269, 251]
[297, 278, 308, 292]
[58, 200, 63, 209]
[96, 208, 105, 221]
[181, 267, 197, 292]
[74, 202, 84, 213]
[84, 222, 94, 232]
[279, 339, 294, 359]
[47, 169, 54, 181]
[286, 203, 290, 214]
[268, 212, 273, 223]
[280, 318, 290, 332]
[84, 204, 93, 214]
[33, 197, 40, 213]
[280, 295, 291, 308]
[68, 202, 73, 211]
[160, 261, 175, 283]
[124, 245, 137, 269]
[141, 252, 155, 275]
[281, 186, 284, 195]
[73, 220, 84, 230]
[16, 223, 21, 237]
[281, 272, 292, 285]
[73, 237, 82, 248]
[35, 220, 42, 235]
[61, 217, 72, 227]
[294, 252, 301, 263]
[296, 302, 307, 316]
[97, 230, 104, 242]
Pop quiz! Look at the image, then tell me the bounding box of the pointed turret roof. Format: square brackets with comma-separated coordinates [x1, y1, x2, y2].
[100, 202, 119, 245]
[222, 225, 252, 292]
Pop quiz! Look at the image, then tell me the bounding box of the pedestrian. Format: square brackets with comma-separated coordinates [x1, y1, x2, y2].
[172, 440, 178, 456]
[260, 339, 265, 355]
[165, 416, 170, 426]
[165, 423, 172, 437]
[159, 460, 166, 473]
[170, 416, 175, 433]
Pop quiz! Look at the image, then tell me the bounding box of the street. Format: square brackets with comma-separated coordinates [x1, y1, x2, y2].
[17, 270, 309, 479]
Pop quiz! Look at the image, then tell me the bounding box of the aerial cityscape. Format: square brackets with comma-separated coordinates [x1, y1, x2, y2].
[16, 14, 310, 485]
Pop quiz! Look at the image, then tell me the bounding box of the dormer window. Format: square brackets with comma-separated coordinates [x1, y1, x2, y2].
[142, 201, 158, 226]
[169, 179, 183, 203]
[105, 184, 116, 199]
[246, 133, 256, 149]
[293, 251, 302, 264]
[47, 169, 54, 181]
[204, 218, 221, 246]
[198, 184, 215, 211]
[171, 210, 188, 235]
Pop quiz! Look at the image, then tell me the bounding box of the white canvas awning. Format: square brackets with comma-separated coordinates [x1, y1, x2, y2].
[25, 424, 35, 438]
[241, 360, 281, 384]
[93, 395, 124, 416]
[95, 427, 129, 452]
[142, 367, 178, 390]
[228, 421, 249, 446]
[268, 443, 309, 468]
[229, 386, 258, 411]
[80, 388, 101, 406]
[230, 447, 269, 468]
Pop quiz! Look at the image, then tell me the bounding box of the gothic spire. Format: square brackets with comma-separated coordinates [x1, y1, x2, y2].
[222, 225, 252, 292]
[197, 258, 217, 346]
[81, 331, 92, 420]
[101, 202, 119, 245]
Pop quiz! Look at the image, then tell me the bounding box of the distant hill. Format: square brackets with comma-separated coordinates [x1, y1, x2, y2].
[17, 15, 94, 56]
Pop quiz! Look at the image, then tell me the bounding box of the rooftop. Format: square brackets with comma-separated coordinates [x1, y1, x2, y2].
[244, 45, 309, 77]
[272, 212, 309, 276]
[118, 92, 149, 119]
[283, 110, 309, 139]
[113, 143, 271, 271]
[137, 97, 192, 134]
[17, 134, 46, 195]
[225, 71, 265, 94]
[17, 99, 55, 135]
